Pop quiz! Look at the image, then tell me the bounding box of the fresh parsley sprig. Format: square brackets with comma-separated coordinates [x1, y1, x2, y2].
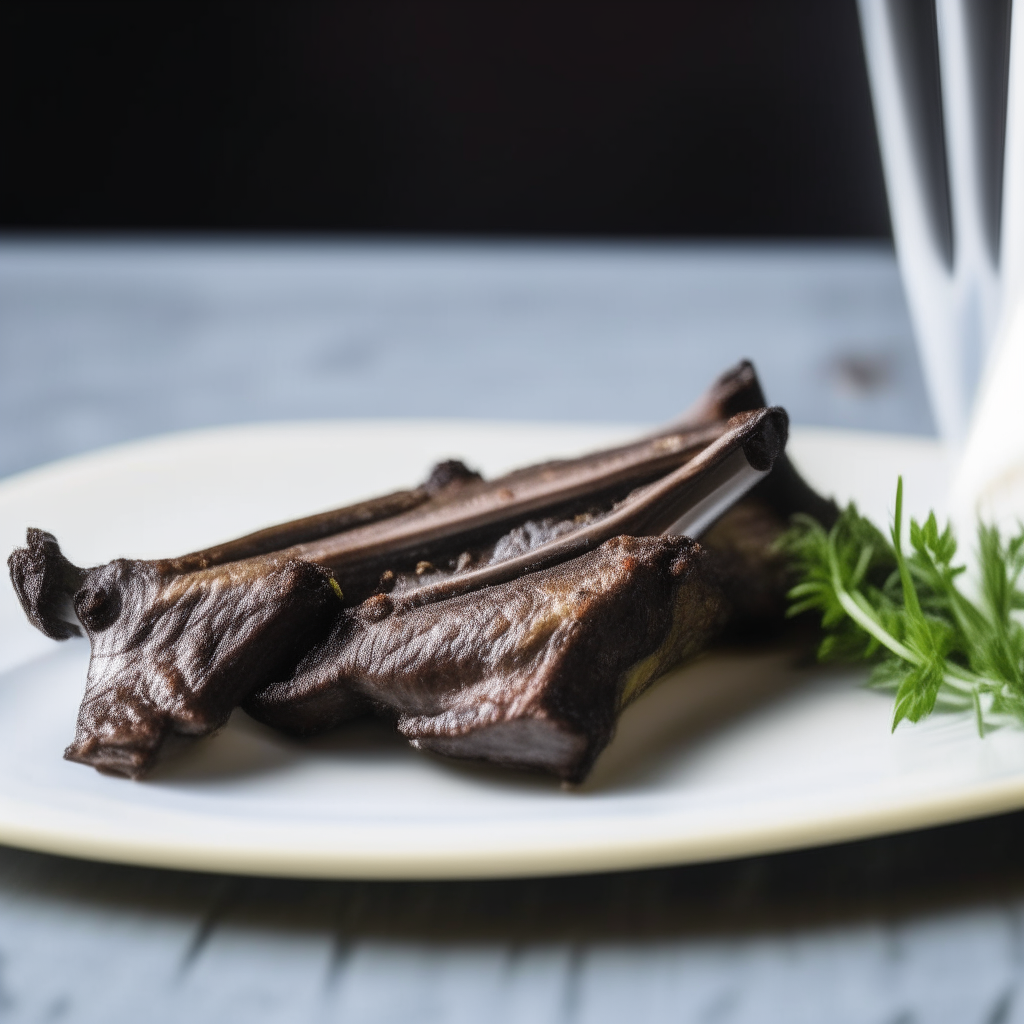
[780, 479, 1024, 735]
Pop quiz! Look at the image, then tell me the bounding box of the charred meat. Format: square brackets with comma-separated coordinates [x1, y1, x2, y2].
[8, 361, 835, 780]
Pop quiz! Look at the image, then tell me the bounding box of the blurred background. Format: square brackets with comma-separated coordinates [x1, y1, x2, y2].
[0, 0, 934, 481]
[3, 2, 888, 237]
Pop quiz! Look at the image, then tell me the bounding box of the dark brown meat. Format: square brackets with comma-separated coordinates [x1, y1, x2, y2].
[7, 361, 829, 781]
[247, 535, 724, 782]
[62, 556, 339, 778]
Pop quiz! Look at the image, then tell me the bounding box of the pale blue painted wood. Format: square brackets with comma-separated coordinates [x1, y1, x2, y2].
[0, 845, 1021, 1023]
[0, 240, 931, 480]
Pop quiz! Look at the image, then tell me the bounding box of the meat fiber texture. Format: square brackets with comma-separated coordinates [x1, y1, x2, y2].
[7, 361, 834, 782]
[247, 535, 723, 783]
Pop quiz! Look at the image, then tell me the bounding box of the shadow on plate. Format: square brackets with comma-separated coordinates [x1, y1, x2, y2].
[145, 711, 415, 784]
[581, 642, 837, 791]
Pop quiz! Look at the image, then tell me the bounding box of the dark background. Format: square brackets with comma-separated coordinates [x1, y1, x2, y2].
[0, 0, 890, 237]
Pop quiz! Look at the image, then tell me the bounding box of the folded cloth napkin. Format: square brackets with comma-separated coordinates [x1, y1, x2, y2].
[952, 295, 1024, 536]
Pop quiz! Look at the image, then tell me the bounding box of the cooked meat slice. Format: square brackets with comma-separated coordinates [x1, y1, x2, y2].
[246, 535, 725, 782]
[6, 360, 831, 781]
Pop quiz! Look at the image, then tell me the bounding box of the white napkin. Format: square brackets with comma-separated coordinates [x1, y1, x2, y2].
[951, 295, 1024, 537]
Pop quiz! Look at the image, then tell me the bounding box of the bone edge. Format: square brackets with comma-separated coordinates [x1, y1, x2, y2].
[647, 359, 767, 437]
[171, 487, 431, 571]
[664, 453, 768, 538]
[282, 423, 730, 568]
[172, 365, 760, 571]
[390, 408, 785, 611]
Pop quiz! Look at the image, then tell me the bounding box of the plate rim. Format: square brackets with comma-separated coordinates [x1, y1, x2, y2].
[3, 420, 993, 881]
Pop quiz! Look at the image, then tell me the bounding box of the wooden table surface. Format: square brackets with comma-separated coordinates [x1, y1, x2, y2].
[5, 240, 1016, 1024]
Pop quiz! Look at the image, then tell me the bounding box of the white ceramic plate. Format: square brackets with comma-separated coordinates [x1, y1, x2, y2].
[2, 421, 1016, 881]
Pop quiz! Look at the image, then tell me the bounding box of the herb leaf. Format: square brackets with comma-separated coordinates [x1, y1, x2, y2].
[779, 478, 1024, 735]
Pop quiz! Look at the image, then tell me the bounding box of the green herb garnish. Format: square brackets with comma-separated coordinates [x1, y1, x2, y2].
[780, 478, 1024, 735]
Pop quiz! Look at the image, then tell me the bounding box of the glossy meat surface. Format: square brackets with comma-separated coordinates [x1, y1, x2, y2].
[246, 535, 724, 782]
[7, 361, 828, 781]
[64, 556, 339, 777]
